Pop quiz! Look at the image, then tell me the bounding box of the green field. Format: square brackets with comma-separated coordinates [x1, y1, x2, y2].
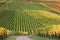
[4, 36, 17, 40]
[0, 0, 60, 34]
[0, 0, 60, 40]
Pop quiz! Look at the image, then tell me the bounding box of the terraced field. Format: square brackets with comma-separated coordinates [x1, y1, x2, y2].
[0, 0, 60, 34]
[40, 2, 60, 14]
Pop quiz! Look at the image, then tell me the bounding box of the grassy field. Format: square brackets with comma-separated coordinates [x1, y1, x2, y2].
[4, 36, 17, 40]
[29, 35, 58, 40]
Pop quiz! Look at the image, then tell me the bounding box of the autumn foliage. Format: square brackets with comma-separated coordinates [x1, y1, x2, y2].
[0, 27, 7, 36]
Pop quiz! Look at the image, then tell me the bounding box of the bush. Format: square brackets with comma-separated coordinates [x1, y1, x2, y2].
[48, 25, 60, 36]
[7, 30, 20, 36]
[0, 27, 7, 37]
[19, 31, 28, 35]
[7, 30, 14, 36]
[22, 32, 28, 35]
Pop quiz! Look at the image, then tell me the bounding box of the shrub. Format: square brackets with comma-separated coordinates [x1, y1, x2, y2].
[19, 31, 28, 35]
[22, 32, 28, 35]
[7, 30, 13, 36]
[0, 27, 7, 36]
[7, 30, 20, 36]
[48, 25, 60, 36]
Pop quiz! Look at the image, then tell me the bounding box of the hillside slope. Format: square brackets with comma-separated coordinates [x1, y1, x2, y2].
[0, 0, 60, 34]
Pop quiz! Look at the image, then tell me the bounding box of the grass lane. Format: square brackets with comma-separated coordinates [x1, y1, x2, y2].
[4, 36, 17, 40]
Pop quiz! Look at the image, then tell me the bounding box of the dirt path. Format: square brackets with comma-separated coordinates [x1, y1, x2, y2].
[16, 36, 32, 40]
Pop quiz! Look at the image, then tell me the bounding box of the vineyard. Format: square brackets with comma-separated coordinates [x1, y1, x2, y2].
[39, 1, 60, 14]
[0, 0, 60, 38]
